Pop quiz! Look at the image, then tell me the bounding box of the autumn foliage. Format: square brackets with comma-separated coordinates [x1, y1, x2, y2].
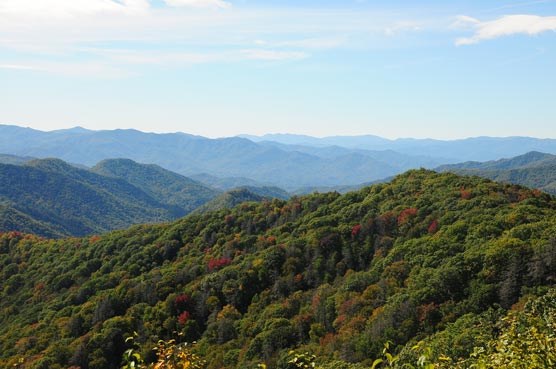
[208, 257, 232, 271]
[351, 224, 362, 237]
[428, 220, 439, 234]
[460, 187, 472, 200]
[177, 311, 191, 325]
[397, 208, 418, 224]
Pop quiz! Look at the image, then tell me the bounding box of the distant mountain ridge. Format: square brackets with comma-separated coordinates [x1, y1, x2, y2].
[190, 173, 275, 191]
[3, 124, 556, 190]
[239, 133, 391, 148]
[0, 153, 35, 165]
[0, 125, 425, 189]
[243, 133, 556, 162]
[437, 151, 556, 195]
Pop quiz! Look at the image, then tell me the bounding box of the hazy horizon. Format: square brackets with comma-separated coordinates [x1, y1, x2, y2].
[2, 122, 556, 141]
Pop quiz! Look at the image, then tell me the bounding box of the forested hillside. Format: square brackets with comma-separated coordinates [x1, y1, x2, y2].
[438, 151, 556, 195]
[91, 159, 219, 214]
[192, 188, 267, 214]
[0, 204, 65, 238]
[1, 170, 555, 369]
[0, 158, 216, 237]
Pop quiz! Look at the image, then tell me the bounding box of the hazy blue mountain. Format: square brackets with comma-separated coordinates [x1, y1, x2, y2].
[257, 141, 443, 169]
[190, 173, 275, 190]
[239, 133, 391, 148]
[243, 134, 556, 162]
[188, 174, 290, 199]
[0, 153, 35, 165]
[92, 158, 220, 213]
[4, 125, 556, 189]
[391, 137, 556, 162]
[0, 125, 417, 189]
[437, 151, 556, 195]
[292, 177, 391, 195]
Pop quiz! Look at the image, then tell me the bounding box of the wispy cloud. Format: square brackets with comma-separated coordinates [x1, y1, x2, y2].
[483, 1, 552, 13]
[0, 47, 308, 79]
[164, 0, 231, 9]
[253, 37, 345, 50]
[0, 61, 128, 77]
[0, 64, 41, 70]
[455, 14, 556, 45]
[0, 0, 150, 19]
[89, 48, 308, 65]
[240, 49, 308, 61]
[384, 21, 423, 36]
[0, 2, 447, 76]
[88, 48, 222, 65]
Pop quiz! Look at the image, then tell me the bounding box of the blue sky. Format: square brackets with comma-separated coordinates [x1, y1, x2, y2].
[1, 0, 555, 138]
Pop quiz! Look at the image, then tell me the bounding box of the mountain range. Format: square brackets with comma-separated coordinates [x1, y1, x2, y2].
[5, 125, 556, 190]
[242, 133, 556, 162]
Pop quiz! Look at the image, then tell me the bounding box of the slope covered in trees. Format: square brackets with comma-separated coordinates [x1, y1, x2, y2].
[0, 157, 292, 237]
[91, 159, 220, 214]
[438, 151, 556, 195]
[0, 159, 183, 237]
[0, 158, 223, 237]
[192, 188, 268, 214]
[1, 170, 555, 369]
[0, 204, 64, 239]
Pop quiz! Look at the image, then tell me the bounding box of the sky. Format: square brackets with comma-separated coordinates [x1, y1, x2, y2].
[0, 0, 555, 139]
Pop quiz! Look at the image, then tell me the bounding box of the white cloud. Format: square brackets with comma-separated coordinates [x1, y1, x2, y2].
[0, 48, 308, 78]
[0, 4, 440, 76]
[456, 14, 556, 46]
[88, 48, 224, 65]
[276, 37, 345, 50]
[0, 61, 128, 77]
[451, 15, 480, 29]
[384, 21, 422, 36]
[240, 49, 308, 61]
[0, 64, 41, 70]
[163, 0, 231, 9]
[251, 37, 344, 50]
[0, 0, 150, 19]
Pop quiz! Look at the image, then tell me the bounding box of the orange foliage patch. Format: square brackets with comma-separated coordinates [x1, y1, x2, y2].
[397, 208, 418, 225]
[460, 187, 472, 200]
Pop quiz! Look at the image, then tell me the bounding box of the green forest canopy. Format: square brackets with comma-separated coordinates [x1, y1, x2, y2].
[1, 170, 555, 369]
